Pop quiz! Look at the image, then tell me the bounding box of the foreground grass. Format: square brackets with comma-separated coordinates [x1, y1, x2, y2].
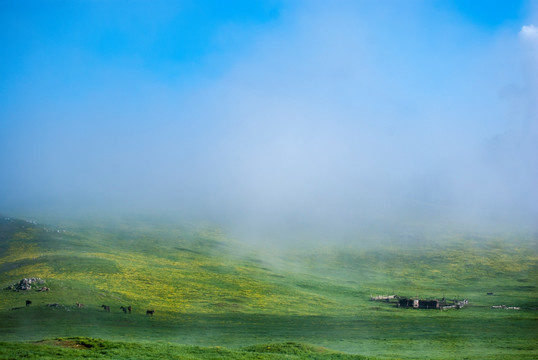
[1, 306, 536, 359]
[0, 337, 368, 359]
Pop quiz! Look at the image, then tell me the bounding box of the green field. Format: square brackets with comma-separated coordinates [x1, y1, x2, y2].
[0, 216, 536, 359]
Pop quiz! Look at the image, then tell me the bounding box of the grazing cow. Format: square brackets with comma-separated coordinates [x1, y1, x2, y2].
[127, 305, 132, 314]
[25, 300, 32, 307]
[146, 309, 155, 316]
[76, 302, 84, 308]
[120, 306, 127, 313]
[101, 305, 110, 312]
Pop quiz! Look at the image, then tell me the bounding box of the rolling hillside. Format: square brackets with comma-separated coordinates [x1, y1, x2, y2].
[0, 216, 537, 359]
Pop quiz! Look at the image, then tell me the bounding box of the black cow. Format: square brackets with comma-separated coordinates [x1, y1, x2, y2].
[25, 300, 32, 307]
[120, 306, 127, 313]
[146, 309, 155, 316]
[101, 305, 110, 312]
[127, 305, 132, 314]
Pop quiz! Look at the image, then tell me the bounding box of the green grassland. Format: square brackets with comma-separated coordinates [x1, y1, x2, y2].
[0, 216, 536, 359]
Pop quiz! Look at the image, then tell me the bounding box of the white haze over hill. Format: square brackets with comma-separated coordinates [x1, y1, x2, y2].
[0, 1, 537, 243]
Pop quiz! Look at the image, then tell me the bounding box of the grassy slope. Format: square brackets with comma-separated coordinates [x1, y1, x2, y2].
[0, 216, 537, 359]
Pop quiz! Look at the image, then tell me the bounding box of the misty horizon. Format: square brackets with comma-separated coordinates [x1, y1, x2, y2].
[1, 1, 537, 242]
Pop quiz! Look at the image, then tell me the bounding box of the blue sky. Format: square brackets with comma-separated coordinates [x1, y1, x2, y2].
[1, 1, 537, 239]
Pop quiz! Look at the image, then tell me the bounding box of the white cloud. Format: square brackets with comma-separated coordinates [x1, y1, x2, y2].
[519, 24, 538, 41]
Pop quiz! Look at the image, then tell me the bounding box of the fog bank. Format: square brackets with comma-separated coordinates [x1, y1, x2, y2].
[1, 1, 537, 243]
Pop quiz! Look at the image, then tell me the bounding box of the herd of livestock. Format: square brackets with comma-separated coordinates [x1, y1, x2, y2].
[20, 299, 155, 315]
[7, 279, 156, 315]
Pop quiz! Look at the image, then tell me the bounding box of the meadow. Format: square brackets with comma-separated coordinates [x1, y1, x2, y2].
[0, 216, 536, 359]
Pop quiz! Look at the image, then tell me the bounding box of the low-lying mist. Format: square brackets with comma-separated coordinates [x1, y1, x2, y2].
[1, 1, 537, 246]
